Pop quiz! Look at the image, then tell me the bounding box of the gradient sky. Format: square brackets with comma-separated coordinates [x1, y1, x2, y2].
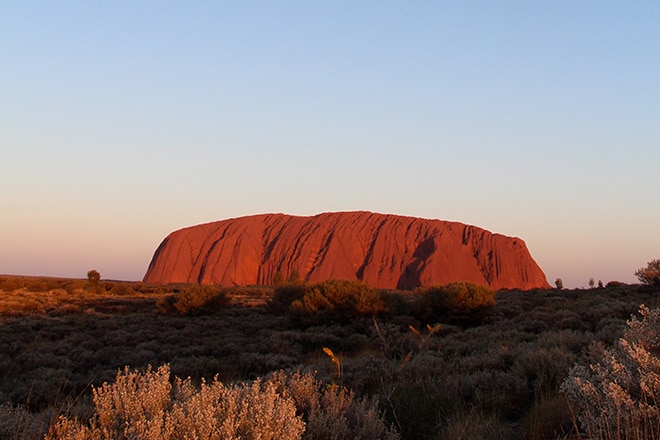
[2, 2, 658, 288]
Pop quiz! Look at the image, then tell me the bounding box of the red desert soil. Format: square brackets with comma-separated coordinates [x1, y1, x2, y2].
[143, 211, 551, 290]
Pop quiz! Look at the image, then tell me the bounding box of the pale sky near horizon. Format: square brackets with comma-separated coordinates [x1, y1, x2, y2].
[1, 2, 658, 288]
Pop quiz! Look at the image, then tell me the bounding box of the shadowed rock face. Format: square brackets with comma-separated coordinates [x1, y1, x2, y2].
[143, 212, 550, 290]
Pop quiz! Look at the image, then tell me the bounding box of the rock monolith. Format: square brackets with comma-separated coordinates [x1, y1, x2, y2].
[143, 211, 550, 290]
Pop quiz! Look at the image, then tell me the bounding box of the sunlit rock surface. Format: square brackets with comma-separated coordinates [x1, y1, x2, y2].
[144, 211, 550, 290]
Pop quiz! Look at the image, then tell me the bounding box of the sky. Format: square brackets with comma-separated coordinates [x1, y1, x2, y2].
[1, 2, 658, 288]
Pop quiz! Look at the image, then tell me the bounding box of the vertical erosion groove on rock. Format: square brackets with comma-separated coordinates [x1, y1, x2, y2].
[143, 211, 551, 290]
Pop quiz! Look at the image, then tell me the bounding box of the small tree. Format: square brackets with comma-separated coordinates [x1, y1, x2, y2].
[635, 259, 660, 286]
[588, 278, 595, 289]
[555, 278, 563, 290]
[87, 270, 101, 294]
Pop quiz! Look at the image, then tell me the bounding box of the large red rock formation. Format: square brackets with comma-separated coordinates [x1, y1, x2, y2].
[143, 212, 550, 290]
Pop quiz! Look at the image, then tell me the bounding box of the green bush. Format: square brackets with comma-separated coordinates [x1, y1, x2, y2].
[154, 285, 230, 316]
[414, 282, 495, 323]
[269, 283, 307, 312]
[270, 279, 389, 319]
[291, 280, 387, 317]
[421, 282, 495, 312]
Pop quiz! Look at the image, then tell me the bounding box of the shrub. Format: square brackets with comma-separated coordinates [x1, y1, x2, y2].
[155, 294, 177, 315]
[520, 393, 573, 440]
[26, 279, 48, 292]
[52, 303, 82, 316]
[561, 305, 660, 439]
[438, 407, 514, 440]
[109, 283, 137, 296]
[271, 370, 400, 440]
[288, 269, 303, 284]
[291, 280, 387, 317]
[635, 259, 660, 286]
[64, 280, 85, 294]
[272, 270, 285, 286]
[47, 365, 398, 440]
[47, 364, 305, 440]
[0, 402, 49, 439]
[0, 277, 24, 292]
[414, 282, 495, 323]
[172, 285, 229, 315]
[269, 283, 307, 312]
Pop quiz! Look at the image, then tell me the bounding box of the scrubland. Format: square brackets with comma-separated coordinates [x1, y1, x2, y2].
[0, 274, 659, 439]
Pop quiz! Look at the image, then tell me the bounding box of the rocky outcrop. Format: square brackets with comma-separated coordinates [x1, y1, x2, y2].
[143, 212, 550, 290]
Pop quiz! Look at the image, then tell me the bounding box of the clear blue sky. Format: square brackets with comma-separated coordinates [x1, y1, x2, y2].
[2, 2, 658, 288]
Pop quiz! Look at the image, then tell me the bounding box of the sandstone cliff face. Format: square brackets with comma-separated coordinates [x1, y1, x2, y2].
[143, 212, 550, 290]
